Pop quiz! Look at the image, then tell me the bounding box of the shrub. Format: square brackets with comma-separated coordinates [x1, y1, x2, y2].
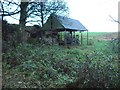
[109, 38, 120, 53]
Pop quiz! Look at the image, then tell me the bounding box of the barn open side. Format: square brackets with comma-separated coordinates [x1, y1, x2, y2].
[42, 14, 88, 46]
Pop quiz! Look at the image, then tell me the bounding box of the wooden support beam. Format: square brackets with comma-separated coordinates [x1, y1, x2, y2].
[70, 31, 72, 38]
[60, 32, 62, 40]
[64, 30, 67, 46]
[81, 32, 83, 45]
[79, 32, 80, 40]
[70, 31, 72, 45]
[73, 31, 75, 38]
[87, 31, 89, 45]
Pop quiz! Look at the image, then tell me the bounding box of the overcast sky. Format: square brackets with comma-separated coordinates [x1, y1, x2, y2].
[4, 0, 119, 32]
[67, 0, 119, 32]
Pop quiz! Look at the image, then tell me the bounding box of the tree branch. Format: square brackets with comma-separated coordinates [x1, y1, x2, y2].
[1, 10, 20, 16]
[1, 1, 20, 17]
[109, 15, 120, 24]
[10, 15, 19, 20]
[26, 20, 41, 23]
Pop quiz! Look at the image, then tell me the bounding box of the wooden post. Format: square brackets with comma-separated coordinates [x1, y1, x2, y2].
[61, 32, 62, 40]
[81, 32, 83, 45]
[79, 31, 80, 41]
[70, 31, 72, 38]
[87, 31, 89, 45]
[74, 31, 75, 38]
[70, 31, 72, 45]
[64, 29, 67, 46]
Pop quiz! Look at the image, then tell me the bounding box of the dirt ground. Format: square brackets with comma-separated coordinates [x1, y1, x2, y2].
[95, 32, 118, 41]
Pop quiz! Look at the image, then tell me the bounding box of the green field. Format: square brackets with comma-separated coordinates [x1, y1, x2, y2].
[2, 32, 119, 88]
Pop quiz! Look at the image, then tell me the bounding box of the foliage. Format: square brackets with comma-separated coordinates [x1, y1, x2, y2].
[109, 38, 120, 53]
[2, 21, 20, 52]
[2, 32, 119, 88]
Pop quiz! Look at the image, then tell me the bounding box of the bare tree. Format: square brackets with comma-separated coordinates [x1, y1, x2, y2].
[26, 0, 69, 26]
[0, 0, 20, 21]
[1, 0, 69, 43]
[109, 15, 120, 24]
[1, 0, 69, 26]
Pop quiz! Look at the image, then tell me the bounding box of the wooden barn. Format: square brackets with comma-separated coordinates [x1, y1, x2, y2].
[42, 14, 88, 46]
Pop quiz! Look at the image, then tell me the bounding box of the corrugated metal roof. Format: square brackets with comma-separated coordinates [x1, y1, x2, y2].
[42, 14, 88, 31]
[54, 15, 88, 31]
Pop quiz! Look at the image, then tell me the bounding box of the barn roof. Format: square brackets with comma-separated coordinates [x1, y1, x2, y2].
[42, 14, 88, 32]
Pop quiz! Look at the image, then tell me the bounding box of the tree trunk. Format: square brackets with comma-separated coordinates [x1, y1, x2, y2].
[40, 2, 44, 27]
[1, 2, 4, 22]
[18, 1, 29, 43]
[19, 1, 28, 28]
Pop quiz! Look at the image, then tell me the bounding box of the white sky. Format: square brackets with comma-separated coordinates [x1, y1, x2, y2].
[66, 0, 119, 32]
[4, 0, 119, 32]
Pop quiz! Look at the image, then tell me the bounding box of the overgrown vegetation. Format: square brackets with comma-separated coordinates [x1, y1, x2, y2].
[2, 32, 119, 88]
[2, 20, 19, 52]
[109, 38, 120, 53]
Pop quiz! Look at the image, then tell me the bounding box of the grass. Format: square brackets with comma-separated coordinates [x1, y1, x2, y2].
[2, 32, 119, 88]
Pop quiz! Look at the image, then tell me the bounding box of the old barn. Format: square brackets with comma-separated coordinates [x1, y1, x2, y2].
[42, 14, 88, 45]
